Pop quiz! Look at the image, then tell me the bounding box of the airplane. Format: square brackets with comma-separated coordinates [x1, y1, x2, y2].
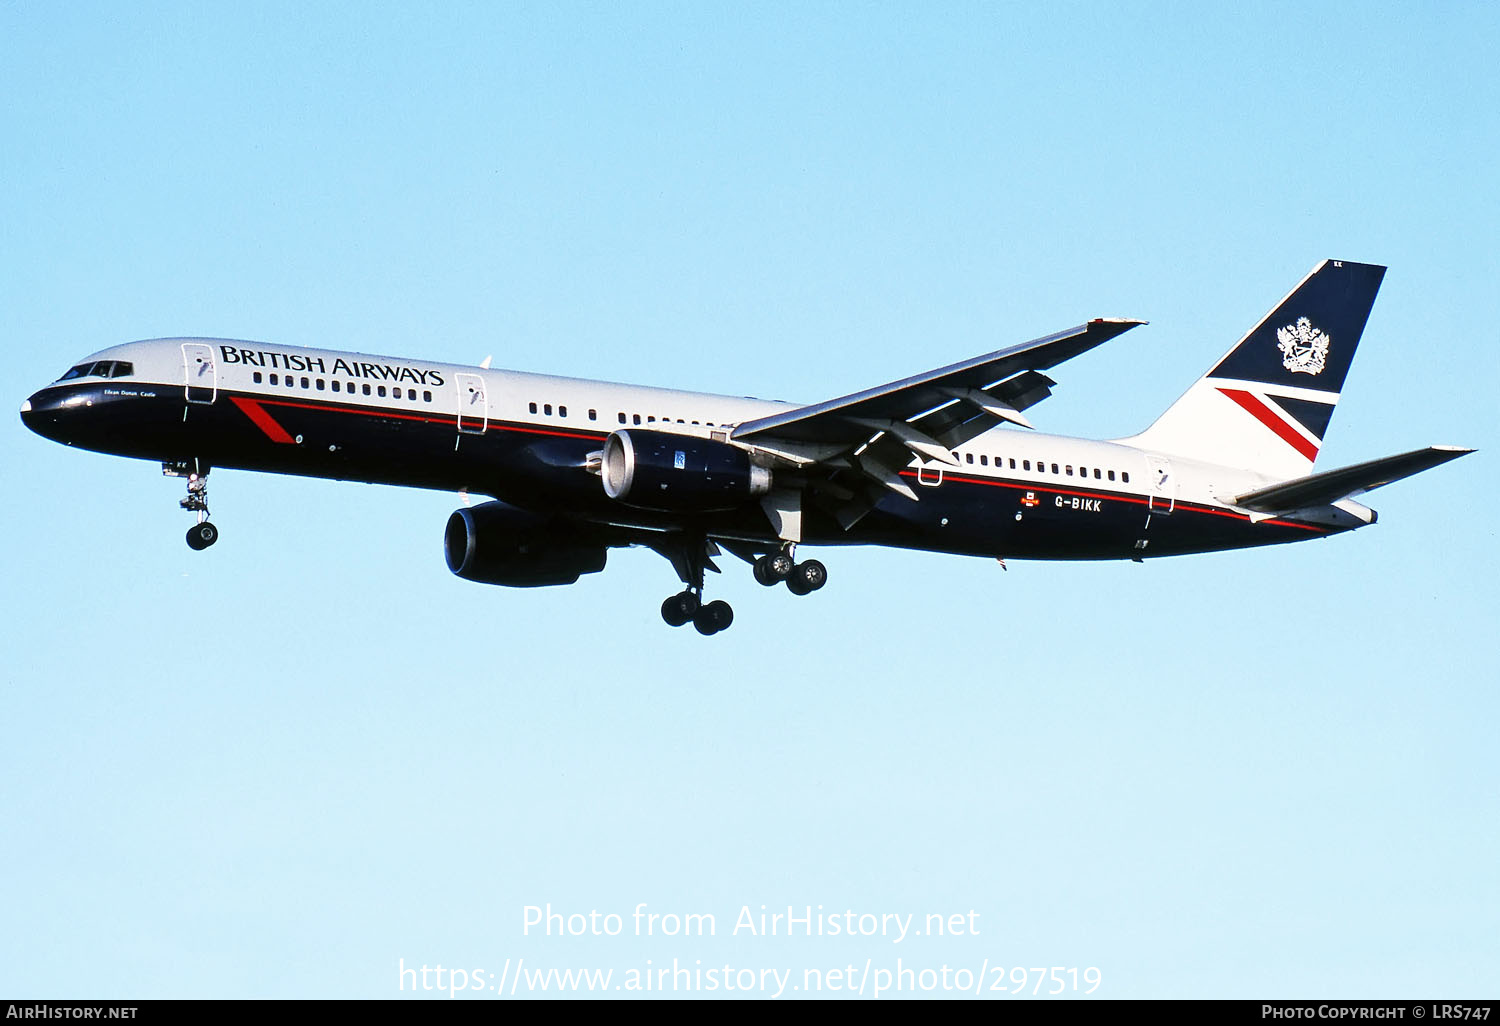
[19, 259, 1472, 635]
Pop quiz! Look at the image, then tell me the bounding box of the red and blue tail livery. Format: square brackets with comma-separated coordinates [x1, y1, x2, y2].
[1126, 259, 1386, 479]
[20, 260, 1472, 634]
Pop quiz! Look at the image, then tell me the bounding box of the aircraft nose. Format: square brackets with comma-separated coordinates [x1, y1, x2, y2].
[21, 389, 62, 439]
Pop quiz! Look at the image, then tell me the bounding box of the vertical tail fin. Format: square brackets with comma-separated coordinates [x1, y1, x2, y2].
[1121, 259, 1386, 480]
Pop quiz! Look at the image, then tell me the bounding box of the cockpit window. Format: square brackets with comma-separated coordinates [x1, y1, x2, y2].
[55, 360, 133, 382]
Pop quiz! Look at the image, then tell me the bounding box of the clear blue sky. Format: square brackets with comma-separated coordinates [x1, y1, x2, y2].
[3, 1, 1495, 1000]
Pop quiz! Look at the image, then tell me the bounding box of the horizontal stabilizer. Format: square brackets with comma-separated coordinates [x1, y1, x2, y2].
[1232, 445, 1474, 512]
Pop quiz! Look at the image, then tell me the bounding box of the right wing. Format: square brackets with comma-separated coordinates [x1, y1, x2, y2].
[733, 318, 1144, 450]
[730, 318, 1145, 527]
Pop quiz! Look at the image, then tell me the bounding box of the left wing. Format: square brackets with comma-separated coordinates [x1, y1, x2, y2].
[732, 318, 1144, 523]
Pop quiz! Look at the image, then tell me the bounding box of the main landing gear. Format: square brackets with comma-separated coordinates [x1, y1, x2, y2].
[653, 537, 829, 634]
[654, 532, 735, 636]
[752, 544, 827, 596]
[164, 460, 219, 550]
[660, 590, 734, 636]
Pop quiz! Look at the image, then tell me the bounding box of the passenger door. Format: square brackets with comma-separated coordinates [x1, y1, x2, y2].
[182, 343, 217, 404]
[1145, 454, 1175, 514]
[456, 373, 488, 434]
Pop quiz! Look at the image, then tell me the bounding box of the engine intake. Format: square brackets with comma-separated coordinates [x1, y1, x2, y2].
[601, 430, 771, 512]
[444, 501, 608, 587]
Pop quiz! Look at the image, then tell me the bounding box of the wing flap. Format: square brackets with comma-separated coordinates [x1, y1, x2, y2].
[1232, 445, 1474, 512]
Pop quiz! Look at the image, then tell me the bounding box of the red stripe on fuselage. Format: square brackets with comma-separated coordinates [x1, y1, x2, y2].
[1217, 388, 1320, 461]
[229, 396, 296, 444]
[230, 388, 1327, 534]
[901, 469, 1327, 533]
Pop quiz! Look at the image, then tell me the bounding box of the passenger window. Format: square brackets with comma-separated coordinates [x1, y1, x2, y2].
[618, 412, 626, 424]
[1108, 470, 1115, 481]
[363, 384, 371, 395]
[331, 380, 339, 392]
[544, 404, 552, 416]
[378, 385, 386, 397]
[1009, 458, 1016, 469]
[1066, 465, 1073, 476]
[1094, 468, 1101, 479]
[408, 389, 416, 400]
[1051, 463, 1059, 474]
[560, 405, 568, 418]
[423, 391, 432, 402]
[529, 402, 537, 414]
[301, 377, 310, 389]
[253, 372, 263, 384]
[633, 414, 641, 425]
[965, 453, 973, 464]
[590, 409, 598, 421]
[1023, 460, 1031, 471]
[1122, 471, 1130, 483]
[270, 373, 279, 385]
[980, 455, 989, 466]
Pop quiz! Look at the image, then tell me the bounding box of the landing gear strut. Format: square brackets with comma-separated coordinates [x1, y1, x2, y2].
[164, 460, 219, 550]
[654, 532, 734, 635]
[753, 543, 826, 596]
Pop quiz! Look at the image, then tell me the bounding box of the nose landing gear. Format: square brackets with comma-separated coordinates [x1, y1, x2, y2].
[164, 460, 219, 550]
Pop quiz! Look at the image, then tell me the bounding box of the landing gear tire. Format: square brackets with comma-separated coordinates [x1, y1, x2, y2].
[693, 600, 734, 636]
[661, 591, 700, 627]
[786, 559, 826, 595]
[186, 521, 219, 551]
[753, 552, 794, 586]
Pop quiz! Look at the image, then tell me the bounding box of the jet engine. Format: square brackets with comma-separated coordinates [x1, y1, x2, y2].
[601, 429, 771, 512]
[444, 501, 608, 587]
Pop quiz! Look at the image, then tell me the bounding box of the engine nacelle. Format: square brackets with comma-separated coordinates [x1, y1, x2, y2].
[444, 501, 608, 588]
[601, 430, 771, 512]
